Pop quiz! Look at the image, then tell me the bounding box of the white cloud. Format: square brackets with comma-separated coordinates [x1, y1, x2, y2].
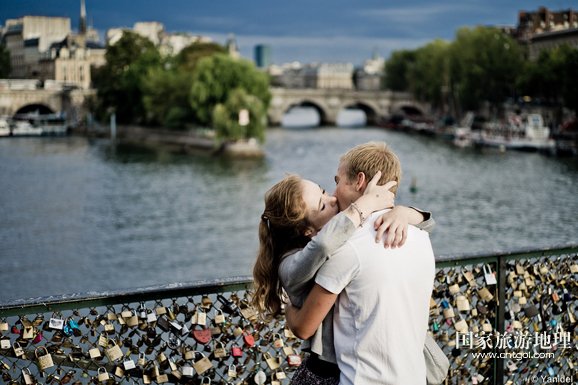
[200, 32, 431, 64]
[356, 3, 486, 23]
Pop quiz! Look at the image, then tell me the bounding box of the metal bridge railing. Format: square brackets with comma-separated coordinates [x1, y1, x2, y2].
[0, 244, 577, 385]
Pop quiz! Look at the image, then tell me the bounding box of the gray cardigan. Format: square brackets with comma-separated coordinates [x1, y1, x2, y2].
[278, 208, 434, 363]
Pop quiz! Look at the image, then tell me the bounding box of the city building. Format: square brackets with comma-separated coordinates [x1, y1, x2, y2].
[512, 6, 578, 60]
[106, 22, 213, 56]
[254, 44, 271, 68]
[303, 63, 354, 89]
[2, 16, 71, 78]
[354, 51, 385, 91]
[1, 0, 105, 89]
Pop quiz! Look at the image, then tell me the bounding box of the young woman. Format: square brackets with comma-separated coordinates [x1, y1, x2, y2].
[252, 171, 433, 384]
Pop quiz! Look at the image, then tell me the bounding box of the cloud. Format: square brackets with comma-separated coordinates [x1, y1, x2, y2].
[357, 3, 486, 23]
[201, 31, 431, 64]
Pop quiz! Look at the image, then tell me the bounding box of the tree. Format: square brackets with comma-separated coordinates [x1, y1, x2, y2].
[384, 50, 416, 91]
[174, 42, 226, 73]
[0, 42, 11, 78]
[516, 45, 578, 115]
[92, 32, 162, 124]
[189, 54, 270, 127]
[448, 27, 523, 115]
[557, 45, 578, 115]
[141, 66, 193, 129]
[408, 40, 451, 110]
[212, 88, 266, 142]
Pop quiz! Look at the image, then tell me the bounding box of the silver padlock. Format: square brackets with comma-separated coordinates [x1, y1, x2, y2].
[182, 365, 194, 377]
[483, 264, 497, 285]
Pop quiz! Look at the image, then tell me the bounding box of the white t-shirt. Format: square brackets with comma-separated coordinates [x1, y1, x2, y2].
[315, 210, 435, 385]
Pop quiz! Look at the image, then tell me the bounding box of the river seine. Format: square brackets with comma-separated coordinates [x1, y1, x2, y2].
[1, 127, 577, 301]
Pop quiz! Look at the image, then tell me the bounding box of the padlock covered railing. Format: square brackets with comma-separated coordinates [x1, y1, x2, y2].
[0, 244, 577, 385]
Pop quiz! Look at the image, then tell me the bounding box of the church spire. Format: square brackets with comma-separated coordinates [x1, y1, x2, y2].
[79, 0, 87, 34]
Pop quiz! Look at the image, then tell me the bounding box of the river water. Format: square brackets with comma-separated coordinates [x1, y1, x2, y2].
[1, 127, 577, 301]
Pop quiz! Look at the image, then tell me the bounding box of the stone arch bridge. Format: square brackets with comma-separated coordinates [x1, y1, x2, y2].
[0, 84, 428, 127]
[268, 87, 429, 126]
[0, 83, 95, 124]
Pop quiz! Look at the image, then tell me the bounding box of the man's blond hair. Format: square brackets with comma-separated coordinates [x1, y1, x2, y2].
[339, 141, 401, 194]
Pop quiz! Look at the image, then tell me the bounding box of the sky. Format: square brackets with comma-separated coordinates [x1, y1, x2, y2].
[1, 0, 576, 65]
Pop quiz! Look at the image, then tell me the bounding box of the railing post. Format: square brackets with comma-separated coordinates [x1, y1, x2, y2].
[495, 255, 506, 385]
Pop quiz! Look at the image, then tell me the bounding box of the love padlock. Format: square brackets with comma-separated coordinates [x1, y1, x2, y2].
[192, 326, 211, 345]
[228, 363, 237, 378]
[214, 309, 226, 324]
[97, 367, 110, 382]
[192, 352, 213, 375]
[483, 264, 497, 285]
[105, 340, 123, 362]
[243, 331, 255, 347]
[13, 342, 25, 358]
[213, 341, 228, 358]
[287, 354, 302, 367]
[265, 352, 281, 370]
[35, 346, 54, 371]
[273, 333, 284, 348]
[231, 345, 243, 357]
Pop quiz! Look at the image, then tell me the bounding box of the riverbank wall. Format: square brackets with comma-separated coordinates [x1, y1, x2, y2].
[75, 123, 265, 158]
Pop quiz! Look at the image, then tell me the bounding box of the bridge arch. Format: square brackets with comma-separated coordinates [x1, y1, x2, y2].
[389, 102, 426, 117]
[282, 99, 329, 126]
[15, 103, 56, 115]
[339, 101, 380, 126]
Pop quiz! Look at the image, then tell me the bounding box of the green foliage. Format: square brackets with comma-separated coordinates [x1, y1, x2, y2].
[0, 42, 10, 78]
[448, 27, 523, 113]
[408, 40, 450, 109]
[212, 88, 266, 142]
[518, 45, 578, 115]
[189, 54, 271, 127]
[175, 42, 227, 73]
[93, 32, 162, 124]
[141, 66, 193, 129]
[384, 50, 416, 91]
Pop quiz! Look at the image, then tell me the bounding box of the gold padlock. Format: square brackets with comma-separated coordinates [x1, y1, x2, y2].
[456, 295, 470, 312]
[35, 346, 54, 371]
[214, 309, 226, 324]
[213, 341, 227, 358]
[273, 333, 284, 348]
[193, 352, 213, 375]
[97, 367, 110, 382]
[454, 315, 468, 333]
[105, 340, 123, 362]
[264, 352, 281, 370]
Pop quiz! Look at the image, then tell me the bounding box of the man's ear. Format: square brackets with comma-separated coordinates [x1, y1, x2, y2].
[355, 172, 367, 192]
[304, 227, 314, 238]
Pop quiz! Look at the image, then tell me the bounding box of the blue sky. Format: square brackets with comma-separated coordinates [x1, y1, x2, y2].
[1, 1, 575, 65]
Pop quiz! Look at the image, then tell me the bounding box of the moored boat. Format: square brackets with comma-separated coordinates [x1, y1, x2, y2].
[10, 113, 68, 136]
[475, 113, 555, 153]
[0, 117, 10, 137]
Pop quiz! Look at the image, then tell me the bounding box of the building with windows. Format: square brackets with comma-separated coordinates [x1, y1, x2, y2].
[254, 44, 271, 68]
[1, 0, 105, 89]
[512, 7, 578, 60]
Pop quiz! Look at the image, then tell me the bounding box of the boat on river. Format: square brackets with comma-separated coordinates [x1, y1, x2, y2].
[10, 113, 68, 136]
[475, 113, 555, 152]
[0, 117, 10, 137]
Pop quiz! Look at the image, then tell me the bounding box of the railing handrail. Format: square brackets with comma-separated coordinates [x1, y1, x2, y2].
[1, 243, 577, 316]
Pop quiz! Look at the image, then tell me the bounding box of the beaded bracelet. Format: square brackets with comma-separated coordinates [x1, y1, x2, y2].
[350, 202, 366, 227]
